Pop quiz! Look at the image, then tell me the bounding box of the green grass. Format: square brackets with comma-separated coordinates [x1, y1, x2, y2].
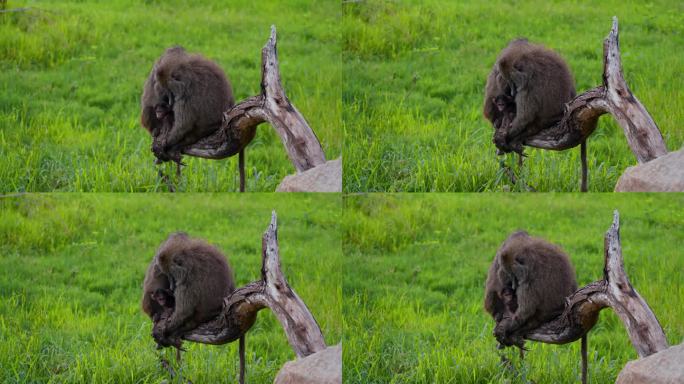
[342, 193, 684, 383]
[0, 0, 341, 192]
[342, 0, 684, 192]
[0, 193, 342, 383]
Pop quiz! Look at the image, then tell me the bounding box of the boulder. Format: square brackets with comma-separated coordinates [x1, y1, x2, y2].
[276, 158, 342, 192]
[615, 148, 684, 191]
[615, 343, 684, 384]
[273, 344, 341, 384]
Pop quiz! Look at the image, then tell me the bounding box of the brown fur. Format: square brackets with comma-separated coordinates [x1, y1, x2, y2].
[150, 288, 175, 323]
[485, 231, 577, 347]
[491, 94, 518, 154]
[483, 66, 514, 130]
[142, 259, 172, 321]
[149, 288, 184, 351]
[152, 232, 235, 345]
[141, 46, 234, 163]
[484, 39, 576, 154]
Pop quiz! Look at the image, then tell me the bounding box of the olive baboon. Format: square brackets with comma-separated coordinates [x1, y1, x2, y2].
[142, 258, 185, 352]
[486, 231, 577, 345]
[484, 231, 587, 383]
[483, 66, 513, 130]
[141, 46, 234, 162]
[152, 232, 235, 344]
[150, 288, 175, 324]
[484, 39, 587, 191]
[149, 287, 185, 353]
[141, 47, 248, 192]
[491, 94, 519, 155]
[142, 259, 172, 322]
[148, 232, 247, 383]
[484, 39, 576, 154]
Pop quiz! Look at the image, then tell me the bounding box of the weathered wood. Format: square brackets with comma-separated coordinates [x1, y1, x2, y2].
[524, 17, 667, 163]
[523, 211, 668, 358]
[601, 18, 667, 163]
[182, 211, 327, 359]
[181, 26, 326, 173]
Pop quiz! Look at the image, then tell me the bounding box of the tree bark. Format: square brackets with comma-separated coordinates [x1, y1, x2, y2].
[524, 17, 668, 164]
[181, 211, 327, 359]
[181, 26, 326, 173]
[523, 211, 668, 358]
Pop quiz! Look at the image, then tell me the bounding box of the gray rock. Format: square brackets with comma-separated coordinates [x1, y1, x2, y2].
[276, 158, 342, 192]
[615, 343, 684, 384]
[615, 148, 684, 191]
[273, 344, 341, 384]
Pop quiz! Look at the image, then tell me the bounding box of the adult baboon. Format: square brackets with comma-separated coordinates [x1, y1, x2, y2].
[152, 232, 235, 344]
[141, 47, 249, 191]
[484, 39, 587, 190]
[484, 39, 576, 153]
[487, 231, 577, 345]
[141, 46, 234, 162]
[147, 232, 247, 383]
[484, 231, 588, 383]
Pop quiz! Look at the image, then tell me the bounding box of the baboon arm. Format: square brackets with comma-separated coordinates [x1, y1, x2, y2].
[510, 283, 537, 330]
[508, 90, 537, 139]
[163, 291, 197, 335]
[164, 100, 193, 150]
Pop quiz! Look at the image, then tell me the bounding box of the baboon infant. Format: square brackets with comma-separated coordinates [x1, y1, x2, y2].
[141, 46, 234, 164]
[491, 94, 519, 155]
[142, 258, 184, 350]
[484, 39, 576, 154]
[484, 231, 577, 347]
[142, 260, 172, 322]
[149, 288, 183, 350]
[151, 288, 175, 323]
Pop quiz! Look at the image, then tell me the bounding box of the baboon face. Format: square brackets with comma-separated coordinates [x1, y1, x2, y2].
[499, 249, 529, 283]
[154, 93, 172, 120]
[494, 94, 513, 113]
[152, 288, 174, 308]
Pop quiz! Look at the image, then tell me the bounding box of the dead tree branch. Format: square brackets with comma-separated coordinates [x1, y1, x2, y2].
[525, 17, 667, 164]
[182, 26, 326, 173]
[182, 211, 327, 358]
[524, 210, 668, 358]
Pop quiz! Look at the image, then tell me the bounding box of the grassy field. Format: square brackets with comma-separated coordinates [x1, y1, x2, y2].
[0, 193, 342, 383]
[342, 193, 684, 383]
[342, 0, 684, 192]
[0, 0, 341, 192]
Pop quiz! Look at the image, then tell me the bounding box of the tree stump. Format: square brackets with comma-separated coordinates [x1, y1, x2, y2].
[181, 26, 327, 174]
[180, 211, 327, 359]
[519, 210, 668, 356]
[505, 17, 668, 191]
